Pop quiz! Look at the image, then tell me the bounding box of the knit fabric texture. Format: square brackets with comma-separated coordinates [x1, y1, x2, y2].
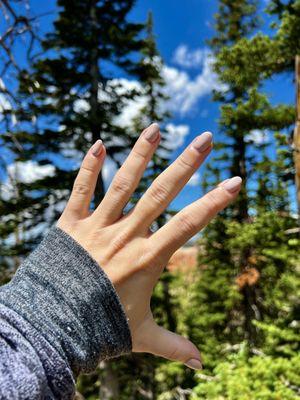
[0, 304, 75, 399]
[0, 226, 132, 398]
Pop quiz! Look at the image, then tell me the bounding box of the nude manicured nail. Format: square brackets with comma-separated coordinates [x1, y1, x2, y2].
[217, 178, 230, 187]
[91, 139, 103, 157]
[144, 123, 160, 143]
[192, 131, 213, 153]
[185, 358, 202, 370]
[222, 176, 242, 193]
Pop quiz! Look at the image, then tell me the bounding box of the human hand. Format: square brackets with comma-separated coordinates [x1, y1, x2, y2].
[57, 123, 242, 370]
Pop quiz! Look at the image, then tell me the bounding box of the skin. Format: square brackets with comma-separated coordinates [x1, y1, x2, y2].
[57, 123, 242, 370]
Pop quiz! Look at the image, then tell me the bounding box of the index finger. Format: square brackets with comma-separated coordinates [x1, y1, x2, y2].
[64, 140, 105, 219]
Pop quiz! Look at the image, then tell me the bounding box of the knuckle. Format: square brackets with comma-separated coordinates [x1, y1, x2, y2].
[72, 182, 91, 196]
[80, 163, 95, 174]
[139, 247, 165, 273]
[138, 245, 155, 267]
[149, 180, 169, 204]
[168, 345, 181, 361]
[110, 232, 129, 253]
[177, 155, 193, 170]
[177, 212, 197, 235]
[203, 190, 222, 211]
[111, 175, 132, 195]
[131, 148, 147, 162]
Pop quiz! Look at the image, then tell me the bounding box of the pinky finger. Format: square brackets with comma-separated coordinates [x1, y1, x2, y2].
[64, 140, 106, 220]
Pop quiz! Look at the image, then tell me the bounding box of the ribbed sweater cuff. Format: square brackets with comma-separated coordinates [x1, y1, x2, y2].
[0, 226, 132, 375]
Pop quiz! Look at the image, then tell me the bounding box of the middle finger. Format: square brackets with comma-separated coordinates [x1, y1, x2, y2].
[94, 123, 161, 225]
[130, 131, 213, 229]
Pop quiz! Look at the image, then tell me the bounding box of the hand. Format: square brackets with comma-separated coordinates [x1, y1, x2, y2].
[57, 123, 242, 370]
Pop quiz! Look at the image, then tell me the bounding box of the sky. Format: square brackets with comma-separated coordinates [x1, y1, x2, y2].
[0, 0, 296, 213]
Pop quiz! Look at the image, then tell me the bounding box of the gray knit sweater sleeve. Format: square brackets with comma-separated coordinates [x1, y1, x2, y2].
[0, 226, 132, 399]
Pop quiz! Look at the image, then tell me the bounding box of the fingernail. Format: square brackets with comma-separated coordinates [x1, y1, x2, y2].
[144, 123, 160, 143]
[222, 176, 242, 193]
[90, 139, 103, 157]
[185, 358, 202, 370]
[217, 178, 230, 187]
[192, 131, 213, 153]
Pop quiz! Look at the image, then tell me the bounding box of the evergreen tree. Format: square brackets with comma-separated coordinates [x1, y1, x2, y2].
[269, 0, 300, 216]
[1, 0, 145, 258]
[190, 0, 263, 359]
[0, 1, 43, 276]
[186, 0, 298, 375]
[76, 12, 176, 399]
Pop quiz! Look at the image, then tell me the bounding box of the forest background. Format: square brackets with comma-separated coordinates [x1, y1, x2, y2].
[0, 0, 299, 399]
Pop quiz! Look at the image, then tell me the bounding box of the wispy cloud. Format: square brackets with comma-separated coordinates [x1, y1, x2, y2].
[187, 172, 201, 187]
[165, 123, 190, 149]
[162, 52, 221, 115]
[7, 161, 55, 184]
[245, 129, 269, 145]
[74, 47, 220, 125]
[172, 45, 210, 69]
[1, 161, 55, 201]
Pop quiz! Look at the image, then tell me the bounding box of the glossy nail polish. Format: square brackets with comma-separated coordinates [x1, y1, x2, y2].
[91, 139, 103, 157]
[192, 131, 213, 153]
[185, 358, 203, 370]
[144, 123, 160, 143]
[222, 176, 242, 193]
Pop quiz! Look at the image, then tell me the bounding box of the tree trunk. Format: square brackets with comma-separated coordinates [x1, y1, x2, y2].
[231, 135, 248, 221]
[99, 361, 120, 400]
[232, 126, 259, 345]
[294, 55, 300, 222]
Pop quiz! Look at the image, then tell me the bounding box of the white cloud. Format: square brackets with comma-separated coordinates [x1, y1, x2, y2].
[245, 129, 269, 145]
[102, 156, 118, 189]
[162, 53, 222, 115]
[113, 59, 218, 123]
[0, 93, 12, 113]
[7, 161, 55, 184]
[173, 45, 210, 69]
[116, 96, 147, 128]
[0, 93, 17, 125]
[73, 98, 90, 113]
[113, 49, 221, 124]
[109, 78, 146, 128]
[109, 78, 141, 95]
[187, 172, 201, 187]
[0, 78, 6, 91]
[165, 123, 190, 149]
[1, 161, 56, 201]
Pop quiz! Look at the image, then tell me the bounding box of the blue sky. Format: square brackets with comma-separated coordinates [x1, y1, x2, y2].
[1, 0, 296, 212]
[132, 0, 295, 209]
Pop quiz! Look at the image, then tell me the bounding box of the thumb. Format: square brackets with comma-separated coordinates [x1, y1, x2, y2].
[145, 323, 203, 370]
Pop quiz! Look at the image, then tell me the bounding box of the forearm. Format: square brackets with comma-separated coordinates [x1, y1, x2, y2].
[0, 304, 74, 399]
[0, 227, 132, 399]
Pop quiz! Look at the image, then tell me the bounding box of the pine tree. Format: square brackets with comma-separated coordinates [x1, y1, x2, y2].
[191, 0, 263, 358]
[186, 0, 298, 374]
[76, 12, 176, 399]
[1, 0, 145, 256]
[269, 0, 300, 217]
[0, 1, 44, 277]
